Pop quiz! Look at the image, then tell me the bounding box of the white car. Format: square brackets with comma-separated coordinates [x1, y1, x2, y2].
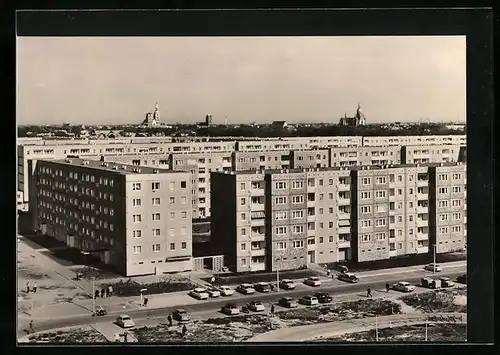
[206, 288, 221, 298]
[247, 301, 266, 312]
[218, 285, 234, 296]
[299, 295, 319, 306]
[189, 288, 209, 300]
[236, 283, 256, 295]
[424, 263, 442, 272]
[279, 279, 296, 290]
[392, 282, 415, 293]
[440, 277, 455, 288]
[303, 276, 322, 287]
[116, 315, 135, 328]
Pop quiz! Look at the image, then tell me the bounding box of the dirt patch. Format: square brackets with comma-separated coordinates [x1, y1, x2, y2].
[102, 278, 196, 297]
[18, 268, 50, 280]
[400, 288, 467, 313]
[71, 266, 121, 281]
[316, 323, 466, 342]
[26, 327, 108, 343]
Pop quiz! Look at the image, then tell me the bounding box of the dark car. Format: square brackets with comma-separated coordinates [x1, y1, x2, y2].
[278, 297, 298, 309]
[456, 274, 467, 284]
[314, 292, 332, 303]
[253, 282, 272, 293]
[172, 309, 191, 322]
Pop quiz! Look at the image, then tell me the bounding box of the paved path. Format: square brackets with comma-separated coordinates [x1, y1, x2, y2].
[247, 312, 467, 342]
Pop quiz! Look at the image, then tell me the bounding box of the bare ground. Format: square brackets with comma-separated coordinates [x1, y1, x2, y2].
[400, 288, 467, 313]
[25, 326, 108, 343]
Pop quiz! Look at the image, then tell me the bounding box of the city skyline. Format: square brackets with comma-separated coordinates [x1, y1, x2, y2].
[17, 36, 466, 126]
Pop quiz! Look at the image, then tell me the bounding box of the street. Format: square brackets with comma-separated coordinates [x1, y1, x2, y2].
[24, 267, 464, 334]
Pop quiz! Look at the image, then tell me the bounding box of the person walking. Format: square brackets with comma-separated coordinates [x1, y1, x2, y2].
[270, 304, 275, 317]
[143, 297, 148, 307]
[385, 282, 390, 293]
[367, 287, 372, 298]
[26, 281, 30, 293]
[326, 269, 330, 277]
[32, 282, 37, 293]
[167, 314, 173, 327]
[100, 289, 105, 298]
[182, 324, 187, 337]
[270, 283, 274, 292]
[95, 289, 100, 299]
[29, 320, 34, 333]
[210, 276, 216, 285]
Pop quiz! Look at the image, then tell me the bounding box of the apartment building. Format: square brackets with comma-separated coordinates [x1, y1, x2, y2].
[330, 146, 401, 167]
[401, 145, 463, 164]
[30, 158, 193, 277]
[362, 135, 466, 147]
[212, 162, 467, 273]
[428, 163, 467, 253]
[289, 149, 330, 169]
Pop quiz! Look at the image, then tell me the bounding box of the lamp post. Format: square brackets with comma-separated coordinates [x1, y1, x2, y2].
[276, 258, 281, 292]
[375, 316, 379, 342]
[425, 320, 428, 341]
[92, 277, 96, 314]
[140, 288, 147, 306]
[433, 245, 436, 274]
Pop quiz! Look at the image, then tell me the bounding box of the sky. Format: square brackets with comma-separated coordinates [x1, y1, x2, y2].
[17, 36, 466, 126]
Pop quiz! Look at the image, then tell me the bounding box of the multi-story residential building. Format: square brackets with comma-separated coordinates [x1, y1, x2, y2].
[289, 149, 330, 169]
[428, 163, 467, 253]
[362, 135, 466, 147]
[330, 146, 401, 167]
[401, 145, 463, 164]
[212, 162, 467, 273]
[30, 158, 193, 277]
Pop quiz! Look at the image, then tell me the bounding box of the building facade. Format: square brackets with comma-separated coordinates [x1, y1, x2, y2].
[30, 158, 193, 277]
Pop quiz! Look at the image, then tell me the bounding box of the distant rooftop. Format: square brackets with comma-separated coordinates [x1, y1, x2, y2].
[44, 158, 184, 175]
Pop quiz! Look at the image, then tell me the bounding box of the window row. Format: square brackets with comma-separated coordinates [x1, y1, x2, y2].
[132, 227, 188, 238]
[132, 180, 188, 191]
[132, 212, 189, 222]
[132, 242, 188, 254]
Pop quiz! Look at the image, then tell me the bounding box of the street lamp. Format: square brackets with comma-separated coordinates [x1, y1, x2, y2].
[375, 315, 379, 341]
[140, 288, 147, 306]
[276, 257, 282, 292]
[92, 277, 96, 315]
[433, 245, 437, 274]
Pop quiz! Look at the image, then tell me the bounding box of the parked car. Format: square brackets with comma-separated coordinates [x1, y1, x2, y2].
[440, 277, 455, 288]
[172, 309, 191, 322]
[456, 274, 467, 284]
[189, 288, 209, 300]
[278, 297, 298, 308]
[392, 281, 415, 292]
[298, 295, 319, 306]
[221, 303, 240, 315]
[303, 276, 322, 287]
[279, 279, 296, 290]
[314, 292, 332, 303]
[236, 283, 256, 295]
[116, 315, 135, 328]
[424, 263, 442, 272]
[337, 272, 359, 283]
[421, 277, 441, 289]
[206, 288, 221, 298]
[247, 300, 266, 312]
[254, 282, 272, 293]
[218, 285, 234, 296]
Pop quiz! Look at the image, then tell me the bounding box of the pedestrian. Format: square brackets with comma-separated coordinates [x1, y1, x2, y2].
[210, 276, 216, 285]
[26, 281, 30, 293]
[270, 304, 275, 317]
[182, 324, 187, 337]
[29, 320, 34, 333]
[114, 333, 120, 342]
[101, 289, 105, 298]
[270, 283, 274, 291]
[367, 287, 372, 298]
[123, 332, 128, 343]
[143, 297, 148, 307]
[385, 282, 390, 293]
[108, 285, 113, 297]
[95, 289, 100, 299]
[326, 269, 330, 277]
[331, 273, 335, 279]
[168, 314, 173, 327]
[33, 282, 37, 293]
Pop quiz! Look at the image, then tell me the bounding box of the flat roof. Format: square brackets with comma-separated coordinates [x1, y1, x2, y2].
[43, 158, 185, 175]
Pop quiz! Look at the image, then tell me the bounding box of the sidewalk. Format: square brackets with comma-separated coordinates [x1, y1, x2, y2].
[247, 312, 467, 342]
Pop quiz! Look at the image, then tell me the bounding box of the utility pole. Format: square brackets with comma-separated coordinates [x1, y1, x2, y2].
[92, 277, 95, 314]
[433, 245, 436, 274]
[375, 316, 379, 341]
[425, 320, 428, 341]
[276, 264, 280, 292]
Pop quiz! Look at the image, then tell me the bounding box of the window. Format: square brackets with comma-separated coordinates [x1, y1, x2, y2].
[241, 228, 246, 236]
[170, 243, 175, 250]
[169, 228, 175, 236]
[361, 220, 371, 228]
[328, 179, 334, 185]
[181, 242, 187, 249]
[293, 225, 304, 233]
[439, 174, 449, 181]
[275, 196, 287, 204]
[452, 200, 461, 207]
[241, 243, 246, 251]
[453, 212, 461, 220]
[133, 214, 142, 223]
[292, 210, 304, 219]
[291, 195, 304, 204]
[152, 182, 160, 190]
[408, 175, 414, 182]
[452, 186, 461, 193]
[376, 177, 386, 184]
[181, 196, 187, 204]
[361, 234, 371, 242]
[181, 181, 187, 188]
[169, 212, 175, 219]
[409, 202, 414, 208]
[275, 226, 287, 235]
[275, 182, 287, 189]
[409, 229, 414, 236]
[275, 211, 288, 220]
[375, 191, 386, 199]
[439, 227, 448, 234]
[376, 233, 386, 240]
[329, 236, 334, 242]
[328, 193, 334, 199]
[169, 182, 175, 190]
[440, 214, 449, 221]
[151, 197, 160, 206]
[452, 226, 461, 233]
[452, 173, 462, 180]
[376, 219, 386, 227]
[292, 240, 305, 248]
[110, 224, 114, 232]
[241, 258, 247, 266]
[153, 244, 161, 252]
[132, 183, 141, 191]
[241, 213, 247, 220]
[291, 181, 304, 189]
[318, 208, 324, 215]
[133, 230, 142, 238]
[241, 198, 246, 206]
[319, 237, 324, 243]
[152, 229, 161, 236]
[361, 191, 371, 200]
[439, 187, 449, 194]
[181, 211, 187, 218]
[152, 213, 161, 221]
[361, 177, 371, 185]
[240, 182, 246, 190]
[439, 200, 449, 208]
[276, 241, 287, 250]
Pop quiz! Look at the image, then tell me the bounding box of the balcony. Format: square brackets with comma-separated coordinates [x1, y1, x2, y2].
[338, 226, 351, 234]
[251, 234, 266, 242]
[417, 193, 428, 201]
[249, 262, 266, 272]
[417, 206, 428, 213]
[251, 189, 265, 196]
[307, 228, 316, 237]
[416, 219, 428, 227]
[250, 248, 266, 256]
[338, 240, 351, 248]
[389, 250, 397, 257]
[417, 179, 428, 186]
[251, 203, 265, 211]
[337, 212, 350, 221]
[417, 246, 429, 254]
[307, 214, 316, 222]
[338, 184, 350, 191]
[337, 198, 350, 206]
[307, 200, 316, 207]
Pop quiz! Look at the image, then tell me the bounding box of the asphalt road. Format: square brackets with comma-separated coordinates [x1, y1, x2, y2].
[26, 268, 464, 334]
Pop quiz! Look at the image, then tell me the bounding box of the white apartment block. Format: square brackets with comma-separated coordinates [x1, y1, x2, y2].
[401, 145, 463, 164]
[330, 146, 402, 167]
[362, 135, 466, 147]
[30, 158, 193, 277]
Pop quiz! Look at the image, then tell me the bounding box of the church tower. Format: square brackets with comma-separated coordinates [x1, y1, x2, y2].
[153, 102, 161, 125]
